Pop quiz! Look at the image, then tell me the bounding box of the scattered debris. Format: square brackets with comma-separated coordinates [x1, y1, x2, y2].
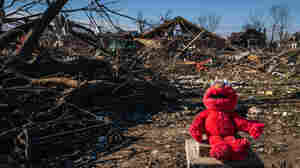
[1, 1, 300, 168]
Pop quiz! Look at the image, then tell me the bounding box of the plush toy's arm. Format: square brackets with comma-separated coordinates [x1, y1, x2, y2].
[189, 110, 209, 143]
[232, 113, 264, 139]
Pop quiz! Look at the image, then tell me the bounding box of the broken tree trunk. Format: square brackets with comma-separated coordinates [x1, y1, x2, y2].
[13, 0, 69, 63]
[31, 77, 81, 88]
[6, 56, 112, 79]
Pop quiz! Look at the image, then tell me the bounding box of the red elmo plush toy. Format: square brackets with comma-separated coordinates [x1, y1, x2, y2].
[189, 81, 264, 161]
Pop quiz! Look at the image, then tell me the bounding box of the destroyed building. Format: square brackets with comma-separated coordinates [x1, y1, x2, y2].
[136, 16, 226, 50]
[101, 31, 143, 51]
[286, 36, 298, 49]
[286, 32, 300, 49]
[229, 28, 267, 49]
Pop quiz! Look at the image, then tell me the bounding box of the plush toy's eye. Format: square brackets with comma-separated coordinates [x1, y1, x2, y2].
[210, 94, 227, 99]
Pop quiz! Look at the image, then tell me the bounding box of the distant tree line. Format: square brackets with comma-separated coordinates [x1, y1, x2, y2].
[243, 4, 292, 45]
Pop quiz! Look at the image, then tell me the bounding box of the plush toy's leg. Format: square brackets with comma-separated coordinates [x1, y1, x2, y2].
[209, 136, 232, 160]
[224, 136, 250, 160]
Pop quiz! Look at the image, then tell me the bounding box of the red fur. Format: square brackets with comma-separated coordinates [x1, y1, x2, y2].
[189, 85, 264, 160]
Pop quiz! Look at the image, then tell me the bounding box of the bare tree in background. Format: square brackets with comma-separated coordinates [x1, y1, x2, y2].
[243, 9, 265, 32]
[197, 16, 207, 29]
[197, 13, 222, 32]
[146, 9, 173, 27]
[160, 9, 173, 21]
[136, 11, 145, 33]
[269, 4, 292, 43]
[159, 9, 173, 23]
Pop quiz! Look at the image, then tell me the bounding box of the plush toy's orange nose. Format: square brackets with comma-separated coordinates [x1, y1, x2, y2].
[214, 81, 225, 89]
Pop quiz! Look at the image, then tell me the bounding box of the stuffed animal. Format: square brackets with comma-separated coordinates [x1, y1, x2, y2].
[189, 81, 264, 161]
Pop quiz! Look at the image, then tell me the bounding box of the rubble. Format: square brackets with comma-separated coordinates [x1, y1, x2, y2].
[0, 34, 182, 166]
[228, 28, 267, 49]
[0, 4, 180, 168]
[0, 1, 300, 167]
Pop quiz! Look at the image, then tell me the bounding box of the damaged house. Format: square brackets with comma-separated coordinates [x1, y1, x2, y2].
[286, 32, 300, 49]
[229, 28, 267, 49]
[101, 31, 143, 52]
[135, 16, 226, 50]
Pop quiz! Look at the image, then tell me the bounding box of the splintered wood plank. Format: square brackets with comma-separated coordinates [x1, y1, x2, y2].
[191, 157, 228, 168]
[185, 138, 227, 168]
[185, 138, 264, 168]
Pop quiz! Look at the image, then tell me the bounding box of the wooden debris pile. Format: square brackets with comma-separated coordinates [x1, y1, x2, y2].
[0, 34, 182, 166]
[0, 3, 180, 168]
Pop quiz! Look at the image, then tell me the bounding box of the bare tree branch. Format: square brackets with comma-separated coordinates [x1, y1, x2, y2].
[270, 4, 292, 42]
[243, 9, 265, 32]
[3, 0, 18, 9]
[61, 7, 90, 13]
[94, 0, 123, 32]
[99, 2, 153, 27]
[159, 9, 173, 22]
[197, 13, 221, 32]
[12, 0, 69, 63]
[84, 10, 101, 33]
[3, 12, 43, 23]
[5, 1, 39, 17]
[136, 11, 145, 33]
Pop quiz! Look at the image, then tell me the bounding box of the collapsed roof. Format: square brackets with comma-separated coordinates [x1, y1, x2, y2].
[136, 16, 226, 49]
[140, 16, 206, 38]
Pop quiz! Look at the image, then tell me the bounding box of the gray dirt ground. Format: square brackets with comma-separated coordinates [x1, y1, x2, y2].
[94, 105, 300, 168]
